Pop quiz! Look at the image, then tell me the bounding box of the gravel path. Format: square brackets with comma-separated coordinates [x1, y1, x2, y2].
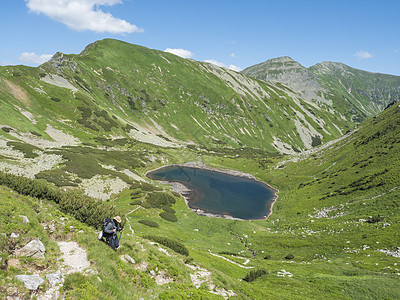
[57, 241, 90, 274]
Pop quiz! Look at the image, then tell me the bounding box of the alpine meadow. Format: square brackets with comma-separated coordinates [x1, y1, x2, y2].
[0, 39, 399, 299]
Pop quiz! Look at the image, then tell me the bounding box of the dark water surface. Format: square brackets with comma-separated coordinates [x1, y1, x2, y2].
[147, 165, 276, 220]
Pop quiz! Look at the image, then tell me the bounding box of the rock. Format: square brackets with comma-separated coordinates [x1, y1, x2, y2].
[149, 270, 156, 276]
[15, 274, 44, 290]
[15, 239, 46, 259]
[45, 270, 64, 287]
[19, 215, 30, 224]
[124, 254, 135, 264]
[39, 287, 60, 300]
[10, 233, 19, 238]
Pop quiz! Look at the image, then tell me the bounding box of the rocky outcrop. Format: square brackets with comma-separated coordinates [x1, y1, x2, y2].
[242, 56, 329, 105]
[15, 274, 44, 290]
[45, 270, 64, 287]
[15, 239, 46, 260]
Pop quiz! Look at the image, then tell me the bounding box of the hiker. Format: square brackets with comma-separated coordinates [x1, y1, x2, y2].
[99, 216, 124, 250]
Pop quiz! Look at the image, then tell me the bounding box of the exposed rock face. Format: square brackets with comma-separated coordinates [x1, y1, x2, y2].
[15, 274, 44, 290]
[242, 56, 328, 104]
[45, 270, 64, 287]
[15, 239, 46, 260]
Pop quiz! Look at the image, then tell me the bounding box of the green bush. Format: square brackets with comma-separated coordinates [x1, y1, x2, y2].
[7, 142, 40, 158]
[0, 171, 118, 228]
[243, 269, 267, 282]
[130, 200, 142, 206]
[138, 220, 159, 228]
[285, 254, 294, 260]
[145, 235, 189, 256]
[146, 192, 176, 209]
[159, 211, 177, 222]
[162, 206, 175, 213]
[366, 215, 384, 223]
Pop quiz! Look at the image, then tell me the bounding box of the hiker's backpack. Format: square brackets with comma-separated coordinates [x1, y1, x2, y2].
[102, 218, 112, 232]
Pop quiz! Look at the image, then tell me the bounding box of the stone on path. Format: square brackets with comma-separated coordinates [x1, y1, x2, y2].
[15, 274, 44, 290]
[45, 270, 64, 287]
[15, 239, 46, 259]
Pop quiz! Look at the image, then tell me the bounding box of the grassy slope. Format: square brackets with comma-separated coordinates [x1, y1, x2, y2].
[1, 103, 399, 299]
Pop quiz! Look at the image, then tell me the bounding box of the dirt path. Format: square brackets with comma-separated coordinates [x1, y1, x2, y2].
[125, 193, 148, 235]
[209, 252, 254, 269]
[57, 241, 91, 274]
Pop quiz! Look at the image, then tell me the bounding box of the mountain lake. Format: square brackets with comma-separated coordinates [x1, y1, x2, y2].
[147, 165, 277, 220]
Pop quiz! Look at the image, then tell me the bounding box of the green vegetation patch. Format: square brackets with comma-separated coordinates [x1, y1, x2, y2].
[145, 235, 189, 256]
[159, 211, 178, 222]
[7, 141, 40, 158]
[243, 269, 267, 282]
[138, 220, 159, 228]
[0, 171, 119, 228]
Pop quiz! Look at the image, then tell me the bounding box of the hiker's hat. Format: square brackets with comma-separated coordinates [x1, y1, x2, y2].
[114, 216, 122, 223]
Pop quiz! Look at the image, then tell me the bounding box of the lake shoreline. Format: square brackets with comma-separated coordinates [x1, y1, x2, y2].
[145, 162, 279, 220]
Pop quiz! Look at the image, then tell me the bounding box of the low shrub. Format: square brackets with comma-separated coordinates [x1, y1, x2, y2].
[243, 269, 267, 282]
[138, 220, 159, 228]
[7, 141, 40, 158]
[145, 235, 189, 256]
[285, 254, 294, 260]
[130, 200, 142, 206]
[185, 257, 194, 264]
[159, 211, 177, 222]
[0, 171, 118, 228]
[146, 192, 176, 209]
[162, 206, 175, 213]
[219, 251, 239, 256]
[366, 215, 384, 223]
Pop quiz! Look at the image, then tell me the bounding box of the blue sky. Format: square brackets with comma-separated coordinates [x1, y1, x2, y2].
[1, 0, 399, 75]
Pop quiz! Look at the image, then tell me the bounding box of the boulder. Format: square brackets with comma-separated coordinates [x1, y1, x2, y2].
[19, 215, 30, 224]
[15, 239, 46, 259]
[15, 274, 44, 290]
[10, 233, 19, 238]
[45, 270, 64, 287]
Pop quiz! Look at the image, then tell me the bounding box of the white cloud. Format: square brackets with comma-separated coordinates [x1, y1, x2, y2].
[26, 0, 142, 34]
[204, 59, 225, 68]
[164, 48, 194, 59]
[205, 59, 242, 72]
[354, 50, 373, 60]
[18, 52, 53, 65]
[228, 64, 242, 72]
[230, 53, 237, 58]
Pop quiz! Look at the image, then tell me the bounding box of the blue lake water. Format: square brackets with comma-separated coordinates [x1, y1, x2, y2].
[147, 165, 277, 220]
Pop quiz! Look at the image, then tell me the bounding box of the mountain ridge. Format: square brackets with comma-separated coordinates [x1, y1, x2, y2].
[243, 55, 400, 123]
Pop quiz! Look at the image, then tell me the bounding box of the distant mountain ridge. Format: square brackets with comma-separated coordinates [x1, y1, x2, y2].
[0, 39, 399, 156]
[242, 56, 400, 122]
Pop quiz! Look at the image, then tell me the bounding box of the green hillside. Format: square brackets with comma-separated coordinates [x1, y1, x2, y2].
[0, 39, 400, 299]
